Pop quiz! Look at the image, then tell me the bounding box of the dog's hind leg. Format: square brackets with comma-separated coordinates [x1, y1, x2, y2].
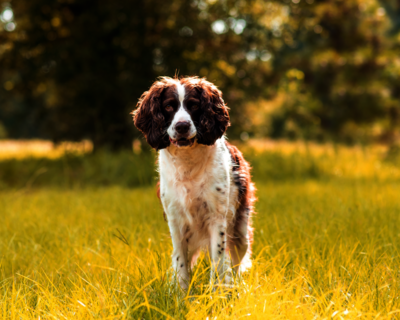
[230, 207, 253, 275]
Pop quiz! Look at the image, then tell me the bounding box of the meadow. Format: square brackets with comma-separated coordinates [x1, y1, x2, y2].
[1, 140, 400, 319]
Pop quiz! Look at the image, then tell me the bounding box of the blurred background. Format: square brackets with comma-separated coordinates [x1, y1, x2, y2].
[1, 0, 400, 150]
[2, 0, 400, 190]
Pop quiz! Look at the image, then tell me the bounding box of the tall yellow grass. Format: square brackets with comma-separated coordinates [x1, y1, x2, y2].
[1, 140, 400, 319]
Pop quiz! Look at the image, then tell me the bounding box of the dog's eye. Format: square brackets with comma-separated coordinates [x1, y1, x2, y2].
[191, 105, 198, 110]
[165, 105, 173, 112]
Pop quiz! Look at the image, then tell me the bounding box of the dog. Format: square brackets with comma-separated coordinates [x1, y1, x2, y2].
[133, 76, 256, 289]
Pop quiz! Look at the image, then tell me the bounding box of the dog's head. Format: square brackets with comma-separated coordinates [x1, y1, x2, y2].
[133, 77, 230, 150]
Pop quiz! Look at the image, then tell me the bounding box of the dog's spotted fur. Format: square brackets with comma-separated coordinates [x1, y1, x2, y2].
[133, 76, 256, 289]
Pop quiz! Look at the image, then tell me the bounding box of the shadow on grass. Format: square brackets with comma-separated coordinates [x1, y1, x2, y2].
[0, 151, 158, 190]
[0, 149, 327, 190]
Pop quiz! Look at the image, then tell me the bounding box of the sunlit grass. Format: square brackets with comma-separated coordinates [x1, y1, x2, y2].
[242, 139, 400, 181]
[1, 141, 400, 318]
[0, 140, 93, 160]
[2, 139, 400, 190]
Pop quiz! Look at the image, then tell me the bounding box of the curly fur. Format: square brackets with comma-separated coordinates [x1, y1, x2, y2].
[181, 77, 230, 146]
[133, 77, 230, 149]
[133, 78, 172, 150]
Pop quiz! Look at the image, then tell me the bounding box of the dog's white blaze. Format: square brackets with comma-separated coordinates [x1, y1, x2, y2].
[177, 82, 185, 104]
[174, 105, 191, 123]
[175, 82, 188, 121]
[167, 82, 197, 139]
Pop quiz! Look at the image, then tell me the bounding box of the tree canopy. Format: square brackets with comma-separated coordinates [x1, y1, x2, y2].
[1, 0, 400, 149]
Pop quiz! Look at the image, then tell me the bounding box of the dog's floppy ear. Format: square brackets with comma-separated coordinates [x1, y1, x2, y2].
[132, 81, 171, 150]
[196, 79, 230, 146]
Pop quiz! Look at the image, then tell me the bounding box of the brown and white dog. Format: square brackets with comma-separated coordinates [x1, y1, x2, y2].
[133, 76, 256, 289]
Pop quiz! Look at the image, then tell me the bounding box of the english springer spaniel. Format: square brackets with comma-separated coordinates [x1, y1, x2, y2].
[133, 76, 256, 289]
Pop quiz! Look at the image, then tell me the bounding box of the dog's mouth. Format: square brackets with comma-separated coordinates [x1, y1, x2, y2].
[169, 137, 195, 147]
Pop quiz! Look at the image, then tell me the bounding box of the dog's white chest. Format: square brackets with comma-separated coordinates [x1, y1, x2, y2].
[158, 140, 232, 227]
[176, 175, 220, 215]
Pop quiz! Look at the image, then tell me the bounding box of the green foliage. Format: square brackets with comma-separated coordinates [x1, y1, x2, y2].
[0, 121, 8, 139]
[243, 0, 400, 143]
[1, 0, 400, 146]
[277, 0, 400, 143]
[0, 0, 280, 148]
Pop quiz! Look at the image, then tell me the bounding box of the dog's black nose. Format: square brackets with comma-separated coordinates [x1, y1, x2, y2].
[175, 121, 191, 134]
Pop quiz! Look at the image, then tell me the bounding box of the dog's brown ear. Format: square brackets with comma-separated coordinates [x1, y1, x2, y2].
[196, 79, 230, 146]
[133, 81, 171, 150]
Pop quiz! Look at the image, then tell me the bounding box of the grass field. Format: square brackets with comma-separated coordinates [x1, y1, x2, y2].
[1, 140, 400, 319]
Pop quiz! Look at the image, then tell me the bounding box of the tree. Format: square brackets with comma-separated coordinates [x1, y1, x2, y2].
[0, 0, 281, 149]
[1, 0, 400, 148]
[253, 0, 400, 143]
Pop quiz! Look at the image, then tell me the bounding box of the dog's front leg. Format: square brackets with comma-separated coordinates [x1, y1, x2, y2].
[209, 221, 232, 287]
[168, 218, 190, 290]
